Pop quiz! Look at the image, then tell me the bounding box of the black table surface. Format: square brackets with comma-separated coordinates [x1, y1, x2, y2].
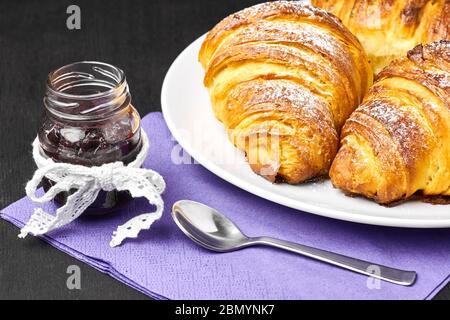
[0, 0, 448, 300]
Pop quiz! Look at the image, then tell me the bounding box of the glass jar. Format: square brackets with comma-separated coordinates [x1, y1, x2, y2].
[38, 61, 142, 214]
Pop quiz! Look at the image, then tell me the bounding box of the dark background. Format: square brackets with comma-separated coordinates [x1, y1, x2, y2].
[0, 0, 448, 300]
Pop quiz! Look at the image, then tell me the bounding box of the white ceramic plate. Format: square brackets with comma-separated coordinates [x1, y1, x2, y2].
[161, 35, 449, 228]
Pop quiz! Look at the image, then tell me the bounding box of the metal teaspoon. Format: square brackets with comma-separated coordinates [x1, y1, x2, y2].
[172, 200, 417, 286]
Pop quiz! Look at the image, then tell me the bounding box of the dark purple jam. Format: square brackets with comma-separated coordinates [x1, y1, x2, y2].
[38, 107, 142, 215]
[38, 109, 141, 167]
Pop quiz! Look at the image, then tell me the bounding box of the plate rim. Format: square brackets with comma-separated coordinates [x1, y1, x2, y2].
[161, 34, 450, 229]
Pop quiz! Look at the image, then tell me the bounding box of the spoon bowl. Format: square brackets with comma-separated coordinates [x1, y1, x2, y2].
[172, 200, 249, 252]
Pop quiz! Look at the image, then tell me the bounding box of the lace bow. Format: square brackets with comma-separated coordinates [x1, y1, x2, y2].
[20, 131, 166, 247]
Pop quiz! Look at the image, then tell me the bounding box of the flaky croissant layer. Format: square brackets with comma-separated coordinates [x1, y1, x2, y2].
[199, 1, 372, 184]
[312, 0, 450, 74]
[330, 41, 450, 204]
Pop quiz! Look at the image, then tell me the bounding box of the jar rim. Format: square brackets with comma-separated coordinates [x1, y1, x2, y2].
[46, 61, 127, 100]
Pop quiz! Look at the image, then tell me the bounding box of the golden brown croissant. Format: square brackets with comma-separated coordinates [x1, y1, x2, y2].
[312, 0, 450, 74]
[330, 41, 450, 204]
[199, 1, 372, 184]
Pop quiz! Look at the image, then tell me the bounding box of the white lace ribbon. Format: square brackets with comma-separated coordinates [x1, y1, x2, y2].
[20, 130, 166, 247]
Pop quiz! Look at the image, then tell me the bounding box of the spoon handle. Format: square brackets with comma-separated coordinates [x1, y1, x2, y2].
[250, 237, 416, 286]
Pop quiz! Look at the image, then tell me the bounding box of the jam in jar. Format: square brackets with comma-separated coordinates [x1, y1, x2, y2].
[38, 61, 142, 214]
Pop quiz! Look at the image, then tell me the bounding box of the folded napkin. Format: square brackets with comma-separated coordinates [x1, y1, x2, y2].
[2, 112, 450, 300]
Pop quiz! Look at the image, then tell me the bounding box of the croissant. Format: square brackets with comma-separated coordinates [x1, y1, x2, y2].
[312, 0, 450, 74]
[199, 1, 372, 184]
[330, 41, 450, 205]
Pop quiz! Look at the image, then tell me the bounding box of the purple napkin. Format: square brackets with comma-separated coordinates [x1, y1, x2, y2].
[2, 112, 450, 300]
